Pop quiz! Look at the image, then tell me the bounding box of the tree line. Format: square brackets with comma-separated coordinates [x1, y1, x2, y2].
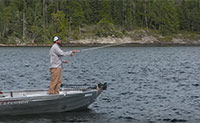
[0, 0, 200, 44]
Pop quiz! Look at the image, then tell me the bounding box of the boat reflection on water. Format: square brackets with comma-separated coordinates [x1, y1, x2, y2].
[0, 109, 107, 123]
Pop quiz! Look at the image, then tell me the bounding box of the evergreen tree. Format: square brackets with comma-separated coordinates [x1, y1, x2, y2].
[52, 10, 68, 39]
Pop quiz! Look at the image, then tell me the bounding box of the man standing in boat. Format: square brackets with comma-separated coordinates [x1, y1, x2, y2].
[48, 36, 79, 95]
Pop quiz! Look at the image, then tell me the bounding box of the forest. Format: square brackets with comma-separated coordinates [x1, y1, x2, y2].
[0, 0, 200, 44]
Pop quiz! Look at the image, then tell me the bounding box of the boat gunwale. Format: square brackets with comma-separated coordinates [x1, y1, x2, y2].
[0, 89, 99, 101]
[1, 87, 95, 93]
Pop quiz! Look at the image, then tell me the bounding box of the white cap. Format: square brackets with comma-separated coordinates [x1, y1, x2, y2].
[53, 36, 60, 42]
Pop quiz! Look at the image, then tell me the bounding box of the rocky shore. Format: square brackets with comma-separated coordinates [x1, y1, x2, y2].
[67, 36, 200, 47]
[1, 34, 200, 47]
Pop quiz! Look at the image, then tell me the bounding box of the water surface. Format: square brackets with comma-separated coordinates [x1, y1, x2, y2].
[1, 46, 200, 122]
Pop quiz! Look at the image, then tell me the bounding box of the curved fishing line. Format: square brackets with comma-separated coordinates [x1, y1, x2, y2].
[64, 42, 131, 87]
[80, 42, 131, 52]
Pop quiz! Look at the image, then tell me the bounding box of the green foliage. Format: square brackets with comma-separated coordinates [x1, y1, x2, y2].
[0, 0, 200, 44]
[71, 29, 81, 40]
[174, 31, 200, 41]
[178, 0, 200, 32]
[95, 18, 122, 37]
[52, 10, 68, 39]
[141, 0, 179, 34]
[158, 36, 173, 42]
[66, 1, 85, 30]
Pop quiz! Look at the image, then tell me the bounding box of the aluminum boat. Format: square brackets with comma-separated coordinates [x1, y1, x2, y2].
[0, 83, 107, 115]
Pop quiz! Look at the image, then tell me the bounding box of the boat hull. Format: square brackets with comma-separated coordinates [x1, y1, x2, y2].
[0, 89, 103, 115]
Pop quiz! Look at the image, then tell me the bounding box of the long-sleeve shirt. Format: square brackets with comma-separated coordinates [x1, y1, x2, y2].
[49, 43, 72, 68]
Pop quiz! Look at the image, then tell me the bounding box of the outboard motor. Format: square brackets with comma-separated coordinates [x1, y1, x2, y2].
[97, 83, 107, 90]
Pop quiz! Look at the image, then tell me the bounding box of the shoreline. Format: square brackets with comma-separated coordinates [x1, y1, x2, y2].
[2, 29, 200, 47]
[2, 35, 200, 47]
[1, 42, 200, 47]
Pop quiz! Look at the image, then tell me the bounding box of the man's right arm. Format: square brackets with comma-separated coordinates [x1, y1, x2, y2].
[54, 45, 72, 56]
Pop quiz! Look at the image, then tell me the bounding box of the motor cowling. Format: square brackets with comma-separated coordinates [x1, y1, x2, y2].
[97, 83, 107, 90]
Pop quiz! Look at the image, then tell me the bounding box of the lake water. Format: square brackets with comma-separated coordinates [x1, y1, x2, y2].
[0, 46, 200, 122]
